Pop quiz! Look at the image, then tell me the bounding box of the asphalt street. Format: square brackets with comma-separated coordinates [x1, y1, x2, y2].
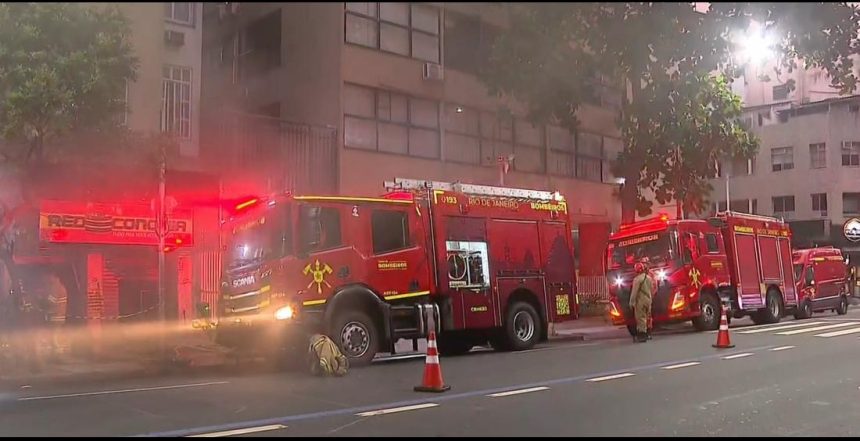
[4, 308, 860, 437]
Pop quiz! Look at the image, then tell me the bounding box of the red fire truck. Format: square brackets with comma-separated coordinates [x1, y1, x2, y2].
[215, 178, 578, 365]
[606, 211, 798, 334]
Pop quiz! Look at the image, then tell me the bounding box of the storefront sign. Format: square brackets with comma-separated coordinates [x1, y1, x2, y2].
[39, 200, 193, 246]
[845, 218, 860, 243]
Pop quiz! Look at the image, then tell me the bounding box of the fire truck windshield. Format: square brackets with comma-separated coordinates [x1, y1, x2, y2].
[607, 232, 676, 270]
[227, 208, 289, 270]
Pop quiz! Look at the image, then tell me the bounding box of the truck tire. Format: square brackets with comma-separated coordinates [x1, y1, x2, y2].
[692, 293, 721, 331]
[502, 301, 541, 351]
[794, 299, 812, 320]
[836, 295, 849, 315]
[762, 290, 784, 324]
[330, 310, 379, 366]
[437, 332, 474, 356]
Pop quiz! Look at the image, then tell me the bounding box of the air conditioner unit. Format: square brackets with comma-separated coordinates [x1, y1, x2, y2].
[423, 62, 444, 81]
[164, 30, 185, 47]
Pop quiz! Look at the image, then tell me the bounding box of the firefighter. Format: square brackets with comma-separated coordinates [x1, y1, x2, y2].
[629, 261, 653, 343]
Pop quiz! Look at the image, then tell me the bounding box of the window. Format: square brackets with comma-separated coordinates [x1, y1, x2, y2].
[730, 156, 753, 176]
[576, 132, 603, 182]
[771, 146, 794, 172]
[446, 241, 489, 289]
[772, 196, 795, 218]
[371, 210, 410, 254]
[238, 11, 282, 79]
[730, 199, 752, 213]
[444, 12, 499, 75]
[160, 65, 192, 139]
[812, 193, 828, 216]
[479, 111, 514, 167]
[299, 206, 342, 253]
[547, 125, 575, 177]
[715, 201, 727, 213]
[842, 141, 860, 167]
[809, 143, 827, 169]
[444, 104, 481, 164]
[844, 193, 860, 216]
[514, 120, 545, 173]
[602, 136, 623, 183]
[705, 234, 719, 253]
[345, 3, 440, 63]
[165, 3, 194, 26]
[344, 83, 440, 159]
[772, 84, 789, 100]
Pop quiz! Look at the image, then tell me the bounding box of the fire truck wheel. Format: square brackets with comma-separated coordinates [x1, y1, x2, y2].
[836, 296, 849, 315]
[331, 310, 379, 366]
[692, 293, 720, 332]
[794, 300, 813, 320]
[504, 301, 541, 351]
[763, 290, 784, 324]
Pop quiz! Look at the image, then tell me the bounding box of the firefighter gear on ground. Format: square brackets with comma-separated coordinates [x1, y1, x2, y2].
[308, 334, 349, 376]
[629, 266, 653, 343]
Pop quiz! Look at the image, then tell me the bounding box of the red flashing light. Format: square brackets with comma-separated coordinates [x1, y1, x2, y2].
[235, 198, 259, 212]
[659, 213, 669, 222]
[382, 191, 415, 202]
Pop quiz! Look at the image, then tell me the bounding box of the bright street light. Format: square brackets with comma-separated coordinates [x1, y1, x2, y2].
[735, 27, 775, 66]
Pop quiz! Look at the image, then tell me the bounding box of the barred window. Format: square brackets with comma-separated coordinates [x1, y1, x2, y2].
[161, 66, 192, 139]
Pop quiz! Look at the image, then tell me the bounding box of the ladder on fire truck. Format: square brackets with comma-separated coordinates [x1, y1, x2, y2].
[384, 178, 565, 202]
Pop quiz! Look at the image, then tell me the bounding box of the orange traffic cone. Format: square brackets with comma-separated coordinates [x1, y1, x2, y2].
[712, 305, 735, 349]
[414, 331, 451, 393]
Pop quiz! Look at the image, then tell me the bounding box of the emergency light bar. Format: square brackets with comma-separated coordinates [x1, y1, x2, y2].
[384, 178, 564, 202]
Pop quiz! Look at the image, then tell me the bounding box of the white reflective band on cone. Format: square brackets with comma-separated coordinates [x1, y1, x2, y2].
[425, 355, 439, 364]
[427, 339, 437, 349]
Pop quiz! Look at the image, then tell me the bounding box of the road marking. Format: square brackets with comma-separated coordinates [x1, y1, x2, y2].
[586, 373, 635, 382]
[18, 381, 229, 402]
[188, 424, 287, 437]
[488, 386, 549, 397]
[356, 403, 439, 417]
[135, 344, 780, 438]
[661, 362, 700, 370]
[776, 322, 857, 335]
[815, 326, 860, 338]
[737, 321, 826, 334]
[770, 345, 795, 351]
[722, 352, 754, 360]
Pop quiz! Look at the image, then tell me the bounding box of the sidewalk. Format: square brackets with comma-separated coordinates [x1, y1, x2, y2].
[551, 313, 628, 342]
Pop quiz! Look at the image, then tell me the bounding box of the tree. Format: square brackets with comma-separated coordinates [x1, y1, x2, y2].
[0, 2, 138, 162]
[483, 3, 860, 222]
[0, 3, 138, 314]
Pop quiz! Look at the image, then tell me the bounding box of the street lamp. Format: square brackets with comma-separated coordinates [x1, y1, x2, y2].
[734, 27, 776, 67]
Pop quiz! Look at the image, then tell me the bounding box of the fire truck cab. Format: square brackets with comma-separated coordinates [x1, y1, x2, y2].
[792, 246, 850, 319]
[216, 178, 578, 365]
[607, 211, 797, 334]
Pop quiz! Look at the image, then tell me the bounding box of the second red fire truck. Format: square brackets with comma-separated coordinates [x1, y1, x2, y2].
[606, 211, 798, 334]
[214, 178, 578, 365]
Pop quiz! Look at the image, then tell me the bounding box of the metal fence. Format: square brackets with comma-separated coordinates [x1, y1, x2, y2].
[577, 275, 610, 304]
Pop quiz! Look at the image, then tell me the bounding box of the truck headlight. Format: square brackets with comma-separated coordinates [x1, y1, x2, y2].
[614, 276, 624, 287]
[274, 305, 294, 320]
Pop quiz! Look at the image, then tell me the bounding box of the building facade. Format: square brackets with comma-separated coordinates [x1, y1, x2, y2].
[707, 95, 860, 284]
[203, 4, 622, 228]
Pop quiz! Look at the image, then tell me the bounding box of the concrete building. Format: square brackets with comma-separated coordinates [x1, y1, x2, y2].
[116, 2, 204, 159]
[708, 89, 860, 280]
[200, 2, 623, 226]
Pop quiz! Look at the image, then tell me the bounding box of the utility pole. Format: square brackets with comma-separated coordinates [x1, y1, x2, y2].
[156, 139, 168, 364]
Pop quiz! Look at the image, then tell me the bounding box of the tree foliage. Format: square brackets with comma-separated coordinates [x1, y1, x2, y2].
[484, 3, 860, 220]
[0, 2, 138, 162]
